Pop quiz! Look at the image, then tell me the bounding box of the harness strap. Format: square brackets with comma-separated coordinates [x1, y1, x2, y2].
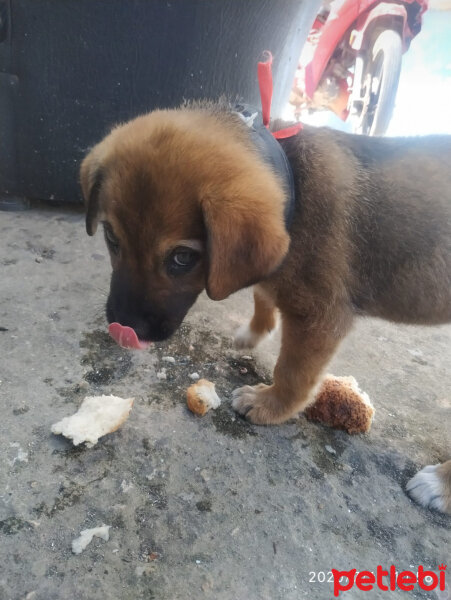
[257, 51, 303, 139]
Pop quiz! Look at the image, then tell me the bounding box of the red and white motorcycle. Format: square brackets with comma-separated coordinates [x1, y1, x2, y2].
[290, 0, 428, 135]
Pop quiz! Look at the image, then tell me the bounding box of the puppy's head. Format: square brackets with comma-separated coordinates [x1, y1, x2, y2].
[80, 108, 289, 342]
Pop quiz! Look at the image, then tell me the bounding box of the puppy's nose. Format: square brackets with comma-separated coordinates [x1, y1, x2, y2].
[130, 313, 170, 342]
[130, 318, 153, 341]
[142, 313, 173, 339]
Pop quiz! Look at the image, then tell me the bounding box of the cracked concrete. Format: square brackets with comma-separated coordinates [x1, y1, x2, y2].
[0, 203, 450, 600]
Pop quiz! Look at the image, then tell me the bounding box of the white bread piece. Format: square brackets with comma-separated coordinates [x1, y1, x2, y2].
[51, 395, 134, 446]
[72, 524, 111, 554]
[186, 379, 221, 416]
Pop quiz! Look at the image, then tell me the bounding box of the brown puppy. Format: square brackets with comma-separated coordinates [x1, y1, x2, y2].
[80, 103, 451, 513]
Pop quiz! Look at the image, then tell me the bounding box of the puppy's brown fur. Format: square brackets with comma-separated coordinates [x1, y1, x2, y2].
[81, 103, 451, 512]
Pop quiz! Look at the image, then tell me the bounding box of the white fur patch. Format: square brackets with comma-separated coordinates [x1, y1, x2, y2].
[234, 318, 278, 350]
[406, 464, 446, 512]
[234, 324, 263, 350]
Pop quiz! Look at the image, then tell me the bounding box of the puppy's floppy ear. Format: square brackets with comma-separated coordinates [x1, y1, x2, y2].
[80, 150, 104, 236]
[202, 189, 290, 301]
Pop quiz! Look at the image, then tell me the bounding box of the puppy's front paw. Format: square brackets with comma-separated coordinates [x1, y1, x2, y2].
[232, 384, 291, 425]
[406, 464, 451, 514]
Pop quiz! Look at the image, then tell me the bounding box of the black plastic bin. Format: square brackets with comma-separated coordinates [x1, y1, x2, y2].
[0, 0, 320, 204]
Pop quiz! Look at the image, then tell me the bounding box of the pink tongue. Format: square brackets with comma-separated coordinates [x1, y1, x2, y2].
[108, 322, 151, 350]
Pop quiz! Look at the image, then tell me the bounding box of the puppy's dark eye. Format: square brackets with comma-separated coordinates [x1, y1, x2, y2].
[174, 250, 195, 267]
[103, 224, 120, 255]
[168, 247, 199, 275]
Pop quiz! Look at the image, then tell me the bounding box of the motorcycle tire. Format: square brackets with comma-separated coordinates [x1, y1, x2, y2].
[356, 29, 403, 136]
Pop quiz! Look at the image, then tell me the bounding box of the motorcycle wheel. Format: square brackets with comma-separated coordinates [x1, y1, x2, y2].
[355, 29, 403, 136]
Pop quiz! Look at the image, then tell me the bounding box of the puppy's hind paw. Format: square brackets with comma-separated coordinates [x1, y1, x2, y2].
[234, 322, 277, 350]
[406, 464, 451, 514]
[234, 324, 263, 349]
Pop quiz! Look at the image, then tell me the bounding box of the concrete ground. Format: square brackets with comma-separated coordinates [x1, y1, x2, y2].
[0, 204, 450, 600]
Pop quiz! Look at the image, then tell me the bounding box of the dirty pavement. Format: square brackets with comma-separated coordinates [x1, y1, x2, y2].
[0, 204, 450, 599]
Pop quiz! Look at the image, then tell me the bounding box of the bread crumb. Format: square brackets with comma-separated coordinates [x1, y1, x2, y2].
[305, 375, 374, 434]
[51, 395, 133, 446]
[72, 524, 111, 554]
[120, 480, 133, 493]
[186, 379, 221, 416]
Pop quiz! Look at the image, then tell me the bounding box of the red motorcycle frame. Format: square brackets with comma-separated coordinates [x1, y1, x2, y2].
[290, 0, 428, 135]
